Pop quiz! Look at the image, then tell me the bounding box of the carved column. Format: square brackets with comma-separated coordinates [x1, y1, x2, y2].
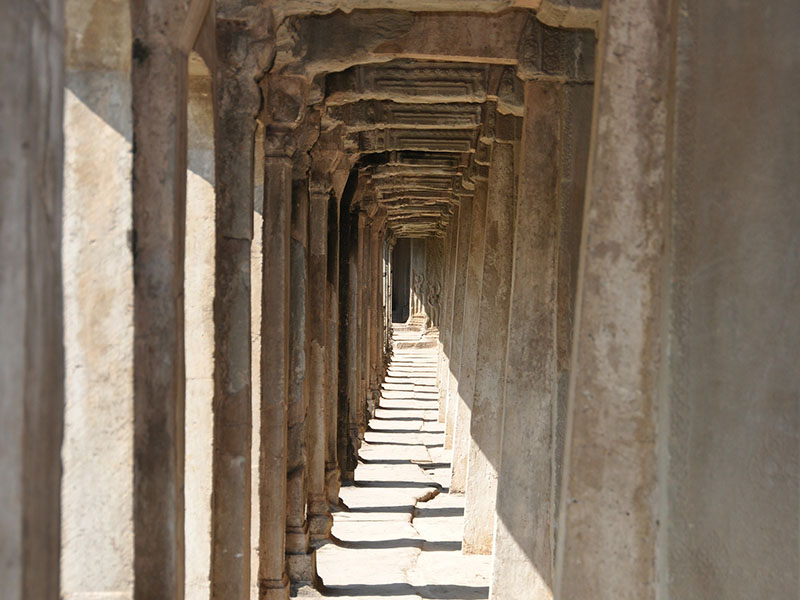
[258, 127, 293, 600]
[341, 205, 361, 480]
[450, 175, 488, 494]
[325, 191, 342, 502]
[438, 206, 460, 421]
[355, 211, 369, 438]
[463, 125, 519, 554]
[443, 196, 473, 449]
[285, 178, 314, 585]
[210, 19, 260, 595]
[130, 2, 191, 595]
[490, 81, 562, 599]
[307, 182, 333, 544]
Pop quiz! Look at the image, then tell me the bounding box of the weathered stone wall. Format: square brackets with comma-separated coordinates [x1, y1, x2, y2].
[61, 0, 134, 598]
[664, 1, 800, 597]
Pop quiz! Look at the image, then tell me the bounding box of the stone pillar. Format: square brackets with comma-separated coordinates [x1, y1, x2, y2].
[554, 1, 672, 597]
[210, 19, 260, 597]
[450, 177, 489, 493]
[341, 205, 360, 480]
[258, 130, 293, 600]
[185, 54, 215, 600]
[354, 211, 368, 437]
[443, 197, 474, 449]
[285, 179, 314, 585]
[437, 209, 459, 421]
[490, 81, 561, 599]
[250, 122, 266, 600]
[369, 213, 387, 410]
[463, 137, 518, 555]
[130, 2, 191, 595]
[325, 192, 342, 502]
[0, 1, 64, 598]
[308, 183, 333, 543]
[60, 1, 133, 598]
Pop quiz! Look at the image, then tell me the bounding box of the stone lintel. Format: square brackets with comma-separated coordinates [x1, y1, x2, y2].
[326, 100, 483, 131]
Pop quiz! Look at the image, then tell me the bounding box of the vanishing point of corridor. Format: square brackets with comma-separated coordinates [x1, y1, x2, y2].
[313, 325, 490, 599]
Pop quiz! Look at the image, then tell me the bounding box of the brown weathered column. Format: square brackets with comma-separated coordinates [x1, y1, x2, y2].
[554, 1, 671, 597]
[1, 1, 64, 597]
[341, 204, 361, 480]
[308, 182, 333, 543]
[450, 174, 488, 493]
[130, 2, 191, 595]
[354, 211, 369, 438]
[258, 128, 293, 600]
[443, 197, 473, 449]
[325, 191, 343, 502]
[437, 207, 460, 421]
[285, 178, 314, 585]
[369, 211, 387, 410]
[463, 133, 518, 555]
[210, 16, 258, 596]
[490, 81, 561, 598]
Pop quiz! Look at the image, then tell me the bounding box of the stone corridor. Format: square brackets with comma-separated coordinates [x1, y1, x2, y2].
[313, 327, 490, 599]
[4, 1, 798, 600]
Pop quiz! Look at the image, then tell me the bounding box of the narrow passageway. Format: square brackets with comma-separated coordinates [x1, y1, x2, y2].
[310, 325, 491, 600]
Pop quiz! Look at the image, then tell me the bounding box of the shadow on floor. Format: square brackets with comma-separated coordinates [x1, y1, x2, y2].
[322, 583, 489, 599]
[335, 538, 462, 552]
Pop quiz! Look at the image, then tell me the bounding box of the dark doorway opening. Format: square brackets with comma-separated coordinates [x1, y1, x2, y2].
[392, 238, 411, 323]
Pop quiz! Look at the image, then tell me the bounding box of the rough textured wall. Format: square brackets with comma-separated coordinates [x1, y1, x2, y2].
[665, 0, 800, 597]
[61, 0, 135, 597]
[0, 0, 64, 598]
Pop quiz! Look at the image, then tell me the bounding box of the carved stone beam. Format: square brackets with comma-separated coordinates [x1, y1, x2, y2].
[325, 101, 482, 132]
[326, 61, 489, 105]
[348, 128, 478, 154]
[516, 15, 595, 82]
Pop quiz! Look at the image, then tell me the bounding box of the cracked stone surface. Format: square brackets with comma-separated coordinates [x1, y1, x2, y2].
[300, 329, 491, 599]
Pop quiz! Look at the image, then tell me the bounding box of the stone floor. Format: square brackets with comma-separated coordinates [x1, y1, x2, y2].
[301, 326, 491, 599]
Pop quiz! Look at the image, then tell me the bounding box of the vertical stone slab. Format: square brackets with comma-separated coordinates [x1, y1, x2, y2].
[325, 192, 342, 502]
[285, 179, 314, 584]
[250, 122, 266, 600]
[436, 214, 458, 421]
[554, 1, 672, 597]
[666, 1, 799, 598]
[211, 18, 258, 597]
[340, 205, 360, 481]
[490, 82, 561, 599]
[0, 0, 64, 598]
[410, 238, 426, 318]
[463, 141, 517, 555]
[60, 1, 133, 598]
[185, 57, 215, 600]
[130, 3, 190, 596]
[444, 198, 473, 449]
[308, 184, 333, 542]
[450, 180, 489, 493]
[258, 142, 292, 600]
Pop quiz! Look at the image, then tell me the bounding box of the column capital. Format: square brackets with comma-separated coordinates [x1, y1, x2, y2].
[516, 16, 595, 83]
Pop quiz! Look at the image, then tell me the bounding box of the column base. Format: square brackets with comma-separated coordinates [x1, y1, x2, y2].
[286, 549, 317, 584]
[259, 575, 290, 600]
[325, 464, 341, 504]
[308, 510, 333, 547]
[286, 522, 310, 555]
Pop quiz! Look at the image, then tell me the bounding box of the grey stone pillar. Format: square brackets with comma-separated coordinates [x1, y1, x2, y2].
[450, 178, 489, 493]
[258, 129, 293, 600]
[438, 209, 459, 421]
[554, 1, 672, 597]
[130, 2, 191, 595]
[490, 81, 561, 598]
[444, 198, 473, 449]
[0, 1, 64, 598]
[285, 179, 314, 584]
[463, 137, 518, 555]
[308, 183, 333, 543]
[325, 192, 342, 502]
[211, 23, 259, 595]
